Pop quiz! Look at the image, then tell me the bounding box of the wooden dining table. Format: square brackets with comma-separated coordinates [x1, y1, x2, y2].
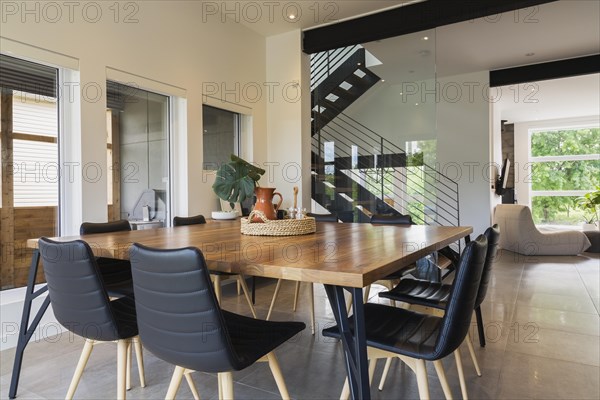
[11, 220, 472, 400]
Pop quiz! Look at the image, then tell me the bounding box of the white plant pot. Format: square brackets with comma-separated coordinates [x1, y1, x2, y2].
[582, 223, 599, 232]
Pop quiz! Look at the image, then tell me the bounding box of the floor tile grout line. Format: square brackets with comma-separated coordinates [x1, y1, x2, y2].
[573, 260, 600, 316]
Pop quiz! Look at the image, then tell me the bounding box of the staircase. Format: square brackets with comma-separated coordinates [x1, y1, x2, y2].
[310, 47, 460, 228]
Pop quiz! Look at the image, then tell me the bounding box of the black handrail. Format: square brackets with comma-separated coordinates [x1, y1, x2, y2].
[310, 46, 460, 227]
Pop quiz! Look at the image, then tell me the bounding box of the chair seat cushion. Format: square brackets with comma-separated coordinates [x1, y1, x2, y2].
[223, 310, 305, 370]
[322, 303, 442, 360]
[379, 279, 452, 309]
[110, 295, 139, 339]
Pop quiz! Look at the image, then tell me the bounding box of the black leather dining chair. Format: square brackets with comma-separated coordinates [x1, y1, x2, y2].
[129, 243, 306, 400]
[376, 225, 500, 397]
[80, 220, 134, 297]
[172, 214, 257, 318]
[362, 213, 416, 304]
[323, 235, 488, 400]
[39, 237, 145, 399]
[172, 215, 206, 226]
[306, 212, 338, 222]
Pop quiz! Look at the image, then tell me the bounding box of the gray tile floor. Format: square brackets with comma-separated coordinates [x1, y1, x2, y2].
[1, 250, 598, 399]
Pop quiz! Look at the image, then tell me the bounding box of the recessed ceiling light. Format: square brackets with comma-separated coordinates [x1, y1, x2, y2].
[423, 36, 429, 41]
[525, 52, 535, 57]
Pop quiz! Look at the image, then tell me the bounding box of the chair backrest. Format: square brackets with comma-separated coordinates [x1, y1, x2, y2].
[80, 220, 131, 235]
[306, 212, 338, 222]
[431, 234, 487, 360]
[173, 215, 207, 227]
[475, 224, 501, 307]
[129, 243, 239, 372]
[370, 214, 413, 225]
[38, 237, 122, 341]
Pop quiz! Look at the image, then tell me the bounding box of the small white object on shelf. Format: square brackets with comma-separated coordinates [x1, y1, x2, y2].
[212, 210, 238, 220]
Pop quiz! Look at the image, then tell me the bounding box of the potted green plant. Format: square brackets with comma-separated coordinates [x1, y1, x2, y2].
[212, 154, 265, 212]
[577, 186, 600, 231]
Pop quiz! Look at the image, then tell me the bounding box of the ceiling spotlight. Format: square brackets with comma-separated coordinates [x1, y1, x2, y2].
[423, 36, 429, 41]
[525, 52, 535, 57]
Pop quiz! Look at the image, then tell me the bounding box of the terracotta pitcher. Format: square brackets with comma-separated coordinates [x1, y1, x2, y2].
[253, 187, 283, 221]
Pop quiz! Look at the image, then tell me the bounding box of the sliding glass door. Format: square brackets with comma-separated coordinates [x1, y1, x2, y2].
[106, 82, 170, 227]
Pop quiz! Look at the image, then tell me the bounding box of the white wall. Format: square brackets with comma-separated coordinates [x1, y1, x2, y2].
[265, 30, 311, 210]
[1, 1, 268, 227]
[436, 71, 493, 236]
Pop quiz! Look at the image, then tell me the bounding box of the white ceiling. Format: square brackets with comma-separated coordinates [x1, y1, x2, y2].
[362, 0, 600, 81]
[497, 73, 600, 124]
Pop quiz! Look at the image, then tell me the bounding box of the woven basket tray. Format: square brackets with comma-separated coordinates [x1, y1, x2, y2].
[241, 211, 316, 236]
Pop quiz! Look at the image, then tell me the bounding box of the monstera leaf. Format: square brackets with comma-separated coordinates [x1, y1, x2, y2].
[212, 155, 266, 209]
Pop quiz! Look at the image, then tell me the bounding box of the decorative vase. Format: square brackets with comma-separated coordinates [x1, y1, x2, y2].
[252, 187, 283, 221]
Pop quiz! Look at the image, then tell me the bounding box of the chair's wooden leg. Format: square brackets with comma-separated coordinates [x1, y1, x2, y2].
[363, 285, 371, 304]
[65, 339, 94, 400]
[345, 292, 353, 314]
[415, 359, 430, 400]
[165, 366, 185, 400]
[213, 275, 222, 304]
[454, 348, 468, 400]
[133, 337, 146, 387]
[237, 280, 241, 296]
[267, 279, 283, 320]
[378, 357, 393, 391]
[126, 341, 132, 390]
[465, 332, 482, 376]
[368, 358, 376, 386]
[237, 275, 257, 318]
[218, 372, 223, 400]
[309, 283, 315, 335]
[266, 352, 291, 400]
[218, 372, 234, 400]
[293, 281, 301, 312]
[340, 378, 350, 400]
[117, 339, 129, 400]
[184, 369, 200, 400]
[433, 360, 453, 400]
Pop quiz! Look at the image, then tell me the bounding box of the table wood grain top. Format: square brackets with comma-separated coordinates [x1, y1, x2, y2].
[27, 221, 472, 288]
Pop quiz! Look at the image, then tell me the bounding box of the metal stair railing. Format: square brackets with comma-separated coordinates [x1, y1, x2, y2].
[311, 107, 459, 227]
[310, 45, 362, 91]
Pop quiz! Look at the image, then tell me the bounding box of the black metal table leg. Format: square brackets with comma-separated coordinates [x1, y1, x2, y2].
[251, 276, 256, 304]
[324, 285, 371, 400]
[9, 249, 50, 399]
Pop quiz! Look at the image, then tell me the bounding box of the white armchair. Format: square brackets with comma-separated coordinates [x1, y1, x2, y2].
[493, 204, 591, 255]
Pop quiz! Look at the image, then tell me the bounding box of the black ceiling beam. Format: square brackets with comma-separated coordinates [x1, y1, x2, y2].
[303, 0, 559, 54]
[490, 54, 600, 87]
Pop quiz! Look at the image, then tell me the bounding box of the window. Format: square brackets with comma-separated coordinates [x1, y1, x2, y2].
[529, 127, 600, 225]
[0, 55, 59, 290]
[202, 105, 240, 170]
